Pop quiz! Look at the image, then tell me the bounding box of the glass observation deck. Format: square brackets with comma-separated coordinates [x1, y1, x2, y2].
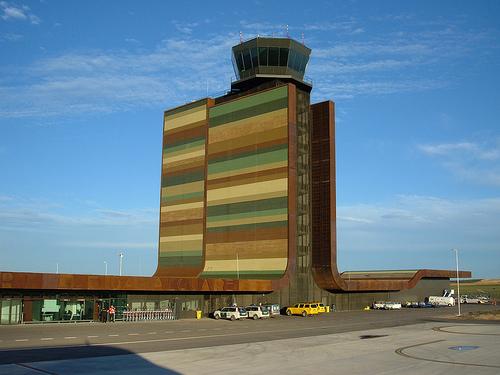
[231, 37, 312, 86]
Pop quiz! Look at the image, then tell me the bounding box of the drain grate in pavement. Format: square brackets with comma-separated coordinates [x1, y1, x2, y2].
[359, 334, 388, 339]
[449, 346, 480, 351]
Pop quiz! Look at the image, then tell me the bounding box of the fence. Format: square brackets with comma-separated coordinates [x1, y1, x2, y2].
[122, 310, 176, 321]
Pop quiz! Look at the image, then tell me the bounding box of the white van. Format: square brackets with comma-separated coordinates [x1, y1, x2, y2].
[427, 296, 455, 307]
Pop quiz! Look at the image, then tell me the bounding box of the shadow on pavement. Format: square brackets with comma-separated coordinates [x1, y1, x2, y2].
[0, 344, 181, 374]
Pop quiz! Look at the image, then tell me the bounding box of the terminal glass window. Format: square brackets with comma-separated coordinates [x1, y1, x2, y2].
[235, 51, 244, 71]
[250, 47, 258, 68]
[259, 47, 268, 66]
[242, 49, 251, 70]
[268, 47, 279, 66]
[279, 48, 289, 66]
[288, 49, 297, 71]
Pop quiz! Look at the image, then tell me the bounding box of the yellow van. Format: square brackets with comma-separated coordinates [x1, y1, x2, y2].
[309, 302, 327, 313]
[285, 303, 319, 317]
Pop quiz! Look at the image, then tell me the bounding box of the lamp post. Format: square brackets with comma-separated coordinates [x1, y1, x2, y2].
[104, 261, 108, 276]
[119, 252, 124, 276]
[452, 248, 461, 317]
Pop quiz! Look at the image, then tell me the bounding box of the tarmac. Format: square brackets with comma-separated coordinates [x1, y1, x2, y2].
[0, 320, 499, 374]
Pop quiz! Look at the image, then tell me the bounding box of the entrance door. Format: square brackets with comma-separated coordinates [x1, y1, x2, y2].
[0, 299, 22, 324]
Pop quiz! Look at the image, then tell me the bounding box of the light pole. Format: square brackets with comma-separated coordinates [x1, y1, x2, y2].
[56, 263, 59, 274]
[104, 261, 108, 276]
[452, 248, 461, 316]
[119, 252, 124, 276]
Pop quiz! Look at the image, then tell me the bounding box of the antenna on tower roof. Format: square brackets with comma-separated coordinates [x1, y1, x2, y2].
[286, 24, 289, 38]
[301, 32, 305, 45]
[239, 31, 243, 43]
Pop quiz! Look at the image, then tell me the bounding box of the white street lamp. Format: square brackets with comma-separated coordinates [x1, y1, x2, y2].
[119, 252, 124, 276]
[452, 248, 461, 317]
[104, 261, 108, 276]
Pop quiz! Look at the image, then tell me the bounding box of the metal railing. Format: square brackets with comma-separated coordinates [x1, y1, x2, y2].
[122, 310, 176, 321]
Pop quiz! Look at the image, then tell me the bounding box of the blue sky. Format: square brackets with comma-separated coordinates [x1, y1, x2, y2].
[1, 0, 499, 278]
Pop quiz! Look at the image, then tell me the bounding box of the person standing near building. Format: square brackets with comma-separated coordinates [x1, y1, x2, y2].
[109, 305, 116, 322]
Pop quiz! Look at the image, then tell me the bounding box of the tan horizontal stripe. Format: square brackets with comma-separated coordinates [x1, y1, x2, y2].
[208, 126, 288, 156]
[207, 169, 288, 190]
[207, 178, 287, 203]
[207, 160, 287, 180]
[163, 155, 206, 173]
[163, 148, 205, 164]
[166, 103, 206, 122]
[161, 201, 204, 213]
[160, 234, 203, 243]
[165, 107, 207, 131]
[159, 218, 202, 227]
[209, 108, 288, 143]
[207, 189, 287, 207]
[160, 223, 204, 237]
[163, 180, 204, 197]
[206, 226, 287, 243]
[160, 207, 204, 222]
[202, 258, 288, 272]
[205, 239, 287, 260]
[164, 143, 205, 160]
[159, 239, 203, 252]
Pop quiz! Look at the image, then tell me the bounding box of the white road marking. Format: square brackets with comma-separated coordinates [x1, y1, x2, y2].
[15, 339, 28, 342]
[128, 333, 139, 336]
[164, 331, 173, 334]
[40, 338, 54, 341]
[64, 337, 77, 339]
[148, 332, 157, 335]
[87, 335, 99, 338]
[108, 334, 119, 337]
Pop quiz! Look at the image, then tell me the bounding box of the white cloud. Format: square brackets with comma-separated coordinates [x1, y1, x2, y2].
[0, 1, 40, 24]
[418, 140, 500, 186]
[337, 195, 500, 254]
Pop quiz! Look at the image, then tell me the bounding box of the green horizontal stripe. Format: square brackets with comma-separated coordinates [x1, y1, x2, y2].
[164, 135, 205, 150]
[208, 148, 288, 175]
[208, 143, 287, 164]
[158, 256, 203, 267]
[162, 169, 205, 187]
[207, 196, 288, 216]
[201, 271, 284, 279]
[208, 208, 287, 223]
[207, 220, 287, 233]
[162, 191, 204, 203]
[210, 97, 288, 128]
[164, 138, 205, 155]
[210, 86, 287, 119]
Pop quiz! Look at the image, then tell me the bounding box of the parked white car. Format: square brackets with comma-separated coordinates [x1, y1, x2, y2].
[372, 301, 386, 310]
[245, 305, 270, 320]
[213, 307, 242, 321]
[384, 302, 402, 310]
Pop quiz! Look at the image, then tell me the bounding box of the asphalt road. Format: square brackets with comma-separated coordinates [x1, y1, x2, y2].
[0, 304, 497, 365]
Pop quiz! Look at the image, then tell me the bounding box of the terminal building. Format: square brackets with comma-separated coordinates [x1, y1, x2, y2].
[0, 37, 470, 324]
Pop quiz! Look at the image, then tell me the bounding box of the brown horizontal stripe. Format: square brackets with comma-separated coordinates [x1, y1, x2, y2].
[207, 137, 288, 163]
[205, 239, 287, 260]
[162, 195, 204, 207]
[205, 226, 287, 243]
[159, 218, 203, 227]
[163, 157, 205, 175]
[160, 223, 204, 237]
[206, 166, 288, 188]
[154, 265, 203, 277]
[208, 126, 288, 156]
[164, 124, 206, 145]
[207, 168, 288, 190]
[160, 207, 204, 223]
